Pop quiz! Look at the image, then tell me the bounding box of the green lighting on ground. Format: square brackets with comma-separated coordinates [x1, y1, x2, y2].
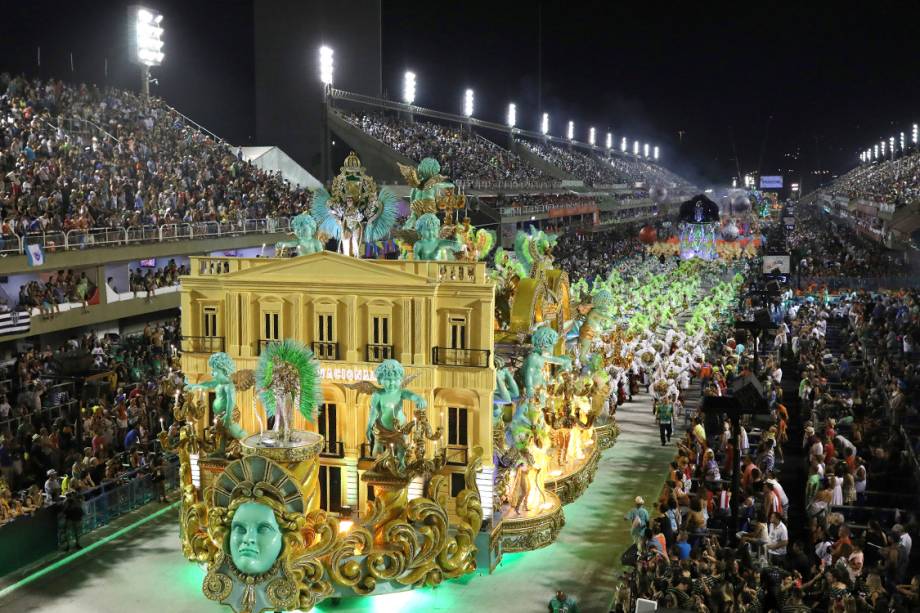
[0, 501, 178, 601]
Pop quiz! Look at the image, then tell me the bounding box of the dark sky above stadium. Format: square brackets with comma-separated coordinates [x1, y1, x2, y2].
[2, 1, 917, 188]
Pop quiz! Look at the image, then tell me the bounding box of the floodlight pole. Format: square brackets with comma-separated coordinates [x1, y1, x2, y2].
[321, 83, 331, 184]
[141, 64, 150, 99]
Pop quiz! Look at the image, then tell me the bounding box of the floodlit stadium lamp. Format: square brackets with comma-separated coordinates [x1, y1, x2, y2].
[589, 127, 596, 146]
[463, 89, 474, 117]
[403, 71, 416, 105]
[135, 7, 164, 67]
[901, 132, 905, 151]
[507, 103, 516, 128]
[913, 124, 919, 145]
[606, 132, 612, 150]
[732, 178, 737, 188]
[633, 140, 639, 155]
[541, 113, 549, 135]
[889, 136, 895, 155]
[654, 145, 659, 161]
[319, 46, 334, 85]
[621, 137, 627, 152]
[874, 144, 879, 159]
[567, 121, 574, 141]
[643, 143, 650, 158]
[881, 140, 886, 156]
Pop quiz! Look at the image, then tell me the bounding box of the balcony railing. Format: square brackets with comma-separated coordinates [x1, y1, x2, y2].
[431, 347, 490, 368]
[365, 344, 394, 363]
[445, 446, 469, 466]
[320, 440, 345, 458]
[4, 217, 291, 257]
[182, 335, 225, 354]
[313, 341, 340, 361]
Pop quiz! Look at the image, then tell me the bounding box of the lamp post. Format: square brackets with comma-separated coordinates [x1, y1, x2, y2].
[567, 120, 574, 141]
[541, 112, 549, 137]
[403, 71, 416, 105]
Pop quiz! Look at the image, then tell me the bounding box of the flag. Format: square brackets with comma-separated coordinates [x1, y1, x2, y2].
[26, 243, 44, 267]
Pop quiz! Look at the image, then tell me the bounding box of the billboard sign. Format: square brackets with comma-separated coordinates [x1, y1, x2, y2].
[762, 255, 790, 274]
[760, 176, 783, 189]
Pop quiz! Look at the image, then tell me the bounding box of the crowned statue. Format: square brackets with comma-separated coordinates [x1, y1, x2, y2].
[311, 152, 399, 257]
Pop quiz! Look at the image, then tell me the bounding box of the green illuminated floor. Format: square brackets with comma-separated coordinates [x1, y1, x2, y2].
[0, 392, 676, 613]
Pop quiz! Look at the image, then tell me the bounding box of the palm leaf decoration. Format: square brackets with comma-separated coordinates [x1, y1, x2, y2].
[255, 339, 321, 423]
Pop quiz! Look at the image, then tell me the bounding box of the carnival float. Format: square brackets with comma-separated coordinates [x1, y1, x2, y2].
[168, 152, 745, 612]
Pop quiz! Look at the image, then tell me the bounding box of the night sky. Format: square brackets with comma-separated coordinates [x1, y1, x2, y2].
[2, 1, 917, 188]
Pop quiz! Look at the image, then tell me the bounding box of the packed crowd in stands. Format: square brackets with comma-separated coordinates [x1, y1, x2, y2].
[827, 151, 920, 210]
[518, 139, 691, 188]
[0, 74, 310, 244]
[0, 320, 181, 527]
[789, 208, 906, 280]
[341, 111, 551, 186]
[17, 269, 97, 318]
[617, 264, 920, 611]
[553, 223, 645, 281]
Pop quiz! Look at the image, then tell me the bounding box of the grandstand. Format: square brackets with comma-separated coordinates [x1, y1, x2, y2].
[812, 150, 920, 249]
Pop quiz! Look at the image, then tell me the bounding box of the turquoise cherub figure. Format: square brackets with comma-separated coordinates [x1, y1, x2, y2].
[412, 213, 461, 261]
[364, 359, 427, 470]
[274, 212, 325, 256]
[522, 326, 572, 399]
[184, 352, 248, 440]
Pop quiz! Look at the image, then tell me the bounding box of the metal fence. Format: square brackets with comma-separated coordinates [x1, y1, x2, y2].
[67, 454, 180, 542]
[798, 275, 920, 291]
[6, 217, 292, 256]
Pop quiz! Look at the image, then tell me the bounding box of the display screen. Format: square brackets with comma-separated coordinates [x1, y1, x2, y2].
[760, 176, 783, 189]
[139, 258, 156, 267]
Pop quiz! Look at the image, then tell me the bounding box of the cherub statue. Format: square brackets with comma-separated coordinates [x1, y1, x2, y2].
[522, 326, 572, 399]
[354, 359, 426, 471]
[311, 152, 400, 257]
[412, 213, 461, 261]
[274, 212, 324, 256]
[397, 157, 452, 225]
[184, 352, 249, 440]
[255, 340, 320, 445]
[493, 355, 520, 424]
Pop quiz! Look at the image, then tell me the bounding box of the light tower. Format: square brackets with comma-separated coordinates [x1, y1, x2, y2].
[620, 137, 627, 153]
[567, 121, 574, 141]
[507, 103, 517, 128]
[134, 7, 164, 99]
[589, 127, 596, 146]
[463, 89, 474, 118]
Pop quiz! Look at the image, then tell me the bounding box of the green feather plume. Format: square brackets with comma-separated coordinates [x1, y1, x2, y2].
[255, 339, 322, 423]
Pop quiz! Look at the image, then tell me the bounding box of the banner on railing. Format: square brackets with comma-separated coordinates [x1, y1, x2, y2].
[0, 309, 30, 336]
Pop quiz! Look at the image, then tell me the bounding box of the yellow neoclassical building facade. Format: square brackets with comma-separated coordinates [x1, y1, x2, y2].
[179, 252, 496, 518]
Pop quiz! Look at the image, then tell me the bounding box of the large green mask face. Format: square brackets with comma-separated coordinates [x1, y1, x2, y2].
[229, 502, 283, 575]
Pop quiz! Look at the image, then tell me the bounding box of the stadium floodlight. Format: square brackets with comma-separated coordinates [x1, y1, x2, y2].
[463, 89, 474, 117]
[541, 113, 549, 135]
[605, 132, 612, 150]
[881, 140, 886, 156]
[507, 103, 516, 128]
[567, 121, 574, 141]
[403, 71, 416, 105]
[633, 140, 639, 155]
[621, 137, 627, 152]
[732, 178, 737, 188]
[913, 124, 919, 145]
[889, 136, 895, 156]
[901, 132, 906, 151]
[589, 127, 596, 146]
[643, 143, 650, 158]
[135, 7, 164, 67]
[319, 46, 334, 85]
[653, 145, 659, 161]
[874, 144, 879, 159]
[860, 152, 865, 163]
